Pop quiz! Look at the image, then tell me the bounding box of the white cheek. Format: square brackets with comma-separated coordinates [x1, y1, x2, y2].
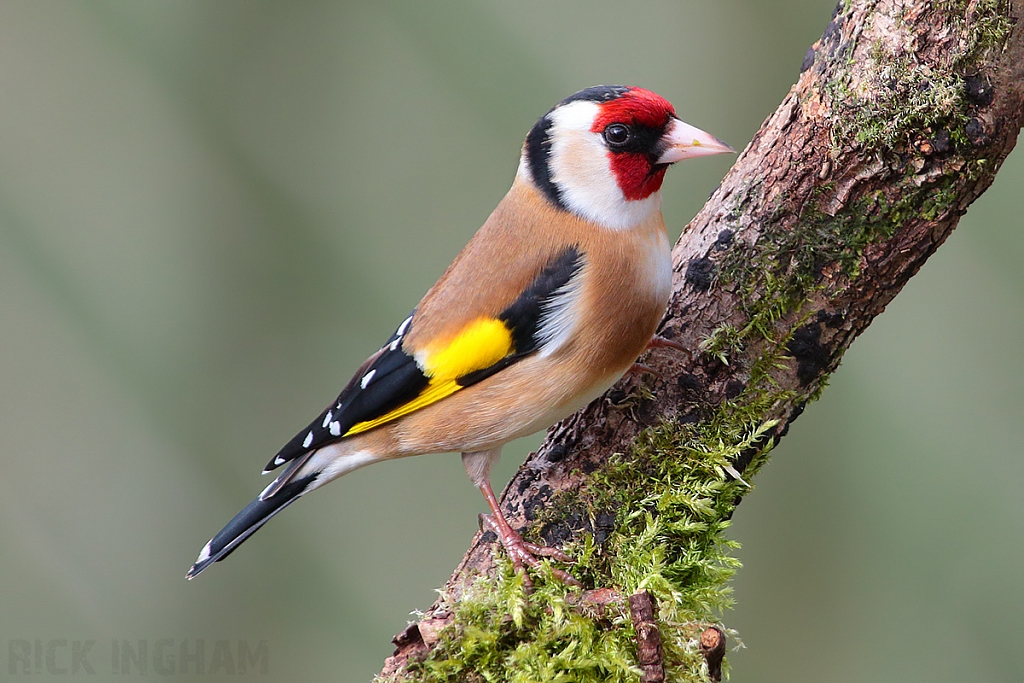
[549, 132, 623, 220]
[547, 101, 663, 231]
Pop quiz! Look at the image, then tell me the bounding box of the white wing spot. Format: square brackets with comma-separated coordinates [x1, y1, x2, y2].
[389, 338, 400, 351]
[273, 455, 285, 466]
[302, 431, 314, 448]
[322, 411, 333, 428]
[329, 421, 342, 436]
[396, 315, 413, 336]
[360, 369, 376, 389]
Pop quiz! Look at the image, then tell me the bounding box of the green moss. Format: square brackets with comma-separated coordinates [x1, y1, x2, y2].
[399, 355, 801, 683]
[698, 324, 744, 365]
[832, 0, 1012, 153]
[936, 0, 1015, 57]
[842, 54, 963, 149]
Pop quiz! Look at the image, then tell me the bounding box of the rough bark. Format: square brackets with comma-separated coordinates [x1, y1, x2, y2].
[380, 1, 1024, 680]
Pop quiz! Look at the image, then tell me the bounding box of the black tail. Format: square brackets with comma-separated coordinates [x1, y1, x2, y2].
[186, 474, 317, 579]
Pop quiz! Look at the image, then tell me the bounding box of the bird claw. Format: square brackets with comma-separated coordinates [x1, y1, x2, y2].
[646, 334, 691, 356]
[628, 336, 690, 379]
[479, 514, 582, 590]
[626, 362, 660, 378]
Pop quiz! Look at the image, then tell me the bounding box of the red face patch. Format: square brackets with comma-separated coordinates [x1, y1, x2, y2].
[591, 87, 676, 202]
[606, 155, 669, 201]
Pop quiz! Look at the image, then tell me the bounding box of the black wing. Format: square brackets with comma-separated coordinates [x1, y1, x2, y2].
[263, 246, 584, 473]
[263, 312, 425, 472]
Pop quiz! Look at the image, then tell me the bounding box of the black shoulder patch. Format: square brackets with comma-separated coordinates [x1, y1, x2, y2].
[500, 245, 584, 354]
[458, 246, 584, 388]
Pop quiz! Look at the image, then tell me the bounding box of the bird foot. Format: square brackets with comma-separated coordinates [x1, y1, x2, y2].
[629, 335, 690, 378]
[626, 362, 660, 378]
[479, 514, 581, 590]
[646, 333, 691, 356]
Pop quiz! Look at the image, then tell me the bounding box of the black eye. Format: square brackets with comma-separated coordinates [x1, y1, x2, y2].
[603, 123, 630, 146]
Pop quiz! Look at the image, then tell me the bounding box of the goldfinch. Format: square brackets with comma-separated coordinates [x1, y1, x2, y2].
[187, 85, 732, 584]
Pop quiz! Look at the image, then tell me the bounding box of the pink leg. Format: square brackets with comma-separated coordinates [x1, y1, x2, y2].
[477, 478, 581, 590]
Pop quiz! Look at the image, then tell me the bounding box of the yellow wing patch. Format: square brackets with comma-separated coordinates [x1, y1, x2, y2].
[421, 317, 514, 379]
[344, 317, 514, 437]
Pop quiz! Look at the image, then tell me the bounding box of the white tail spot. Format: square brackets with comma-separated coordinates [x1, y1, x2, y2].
[196, 541, 212, 563]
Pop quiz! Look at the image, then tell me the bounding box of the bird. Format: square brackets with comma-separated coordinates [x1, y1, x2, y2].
[187, 85, 733, 586]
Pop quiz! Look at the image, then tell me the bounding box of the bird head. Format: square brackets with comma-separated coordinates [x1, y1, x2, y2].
[519, 85, 733, 230]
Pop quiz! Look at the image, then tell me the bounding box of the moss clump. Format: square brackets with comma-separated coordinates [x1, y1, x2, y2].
[698, 324, 744, 365]
[837, 53, 966, 150]
[829, 0, 1013, 152]
[407, 396, 786, 683]
[935, 0, 1015, 58]
[415, 567, 640, 683]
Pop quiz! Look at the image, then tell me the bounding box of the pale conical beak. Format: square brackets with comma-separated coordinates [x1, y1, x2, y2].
[656, 117, 735, 164]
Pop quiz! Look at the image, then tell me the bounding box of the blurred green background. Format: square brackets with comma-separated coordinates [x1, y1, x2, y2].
[1, 1, 1021, 681]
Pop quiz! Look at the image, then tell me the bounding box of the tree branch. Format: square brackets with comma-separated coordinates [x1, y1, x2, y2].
[379, 1, 1024, 680]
